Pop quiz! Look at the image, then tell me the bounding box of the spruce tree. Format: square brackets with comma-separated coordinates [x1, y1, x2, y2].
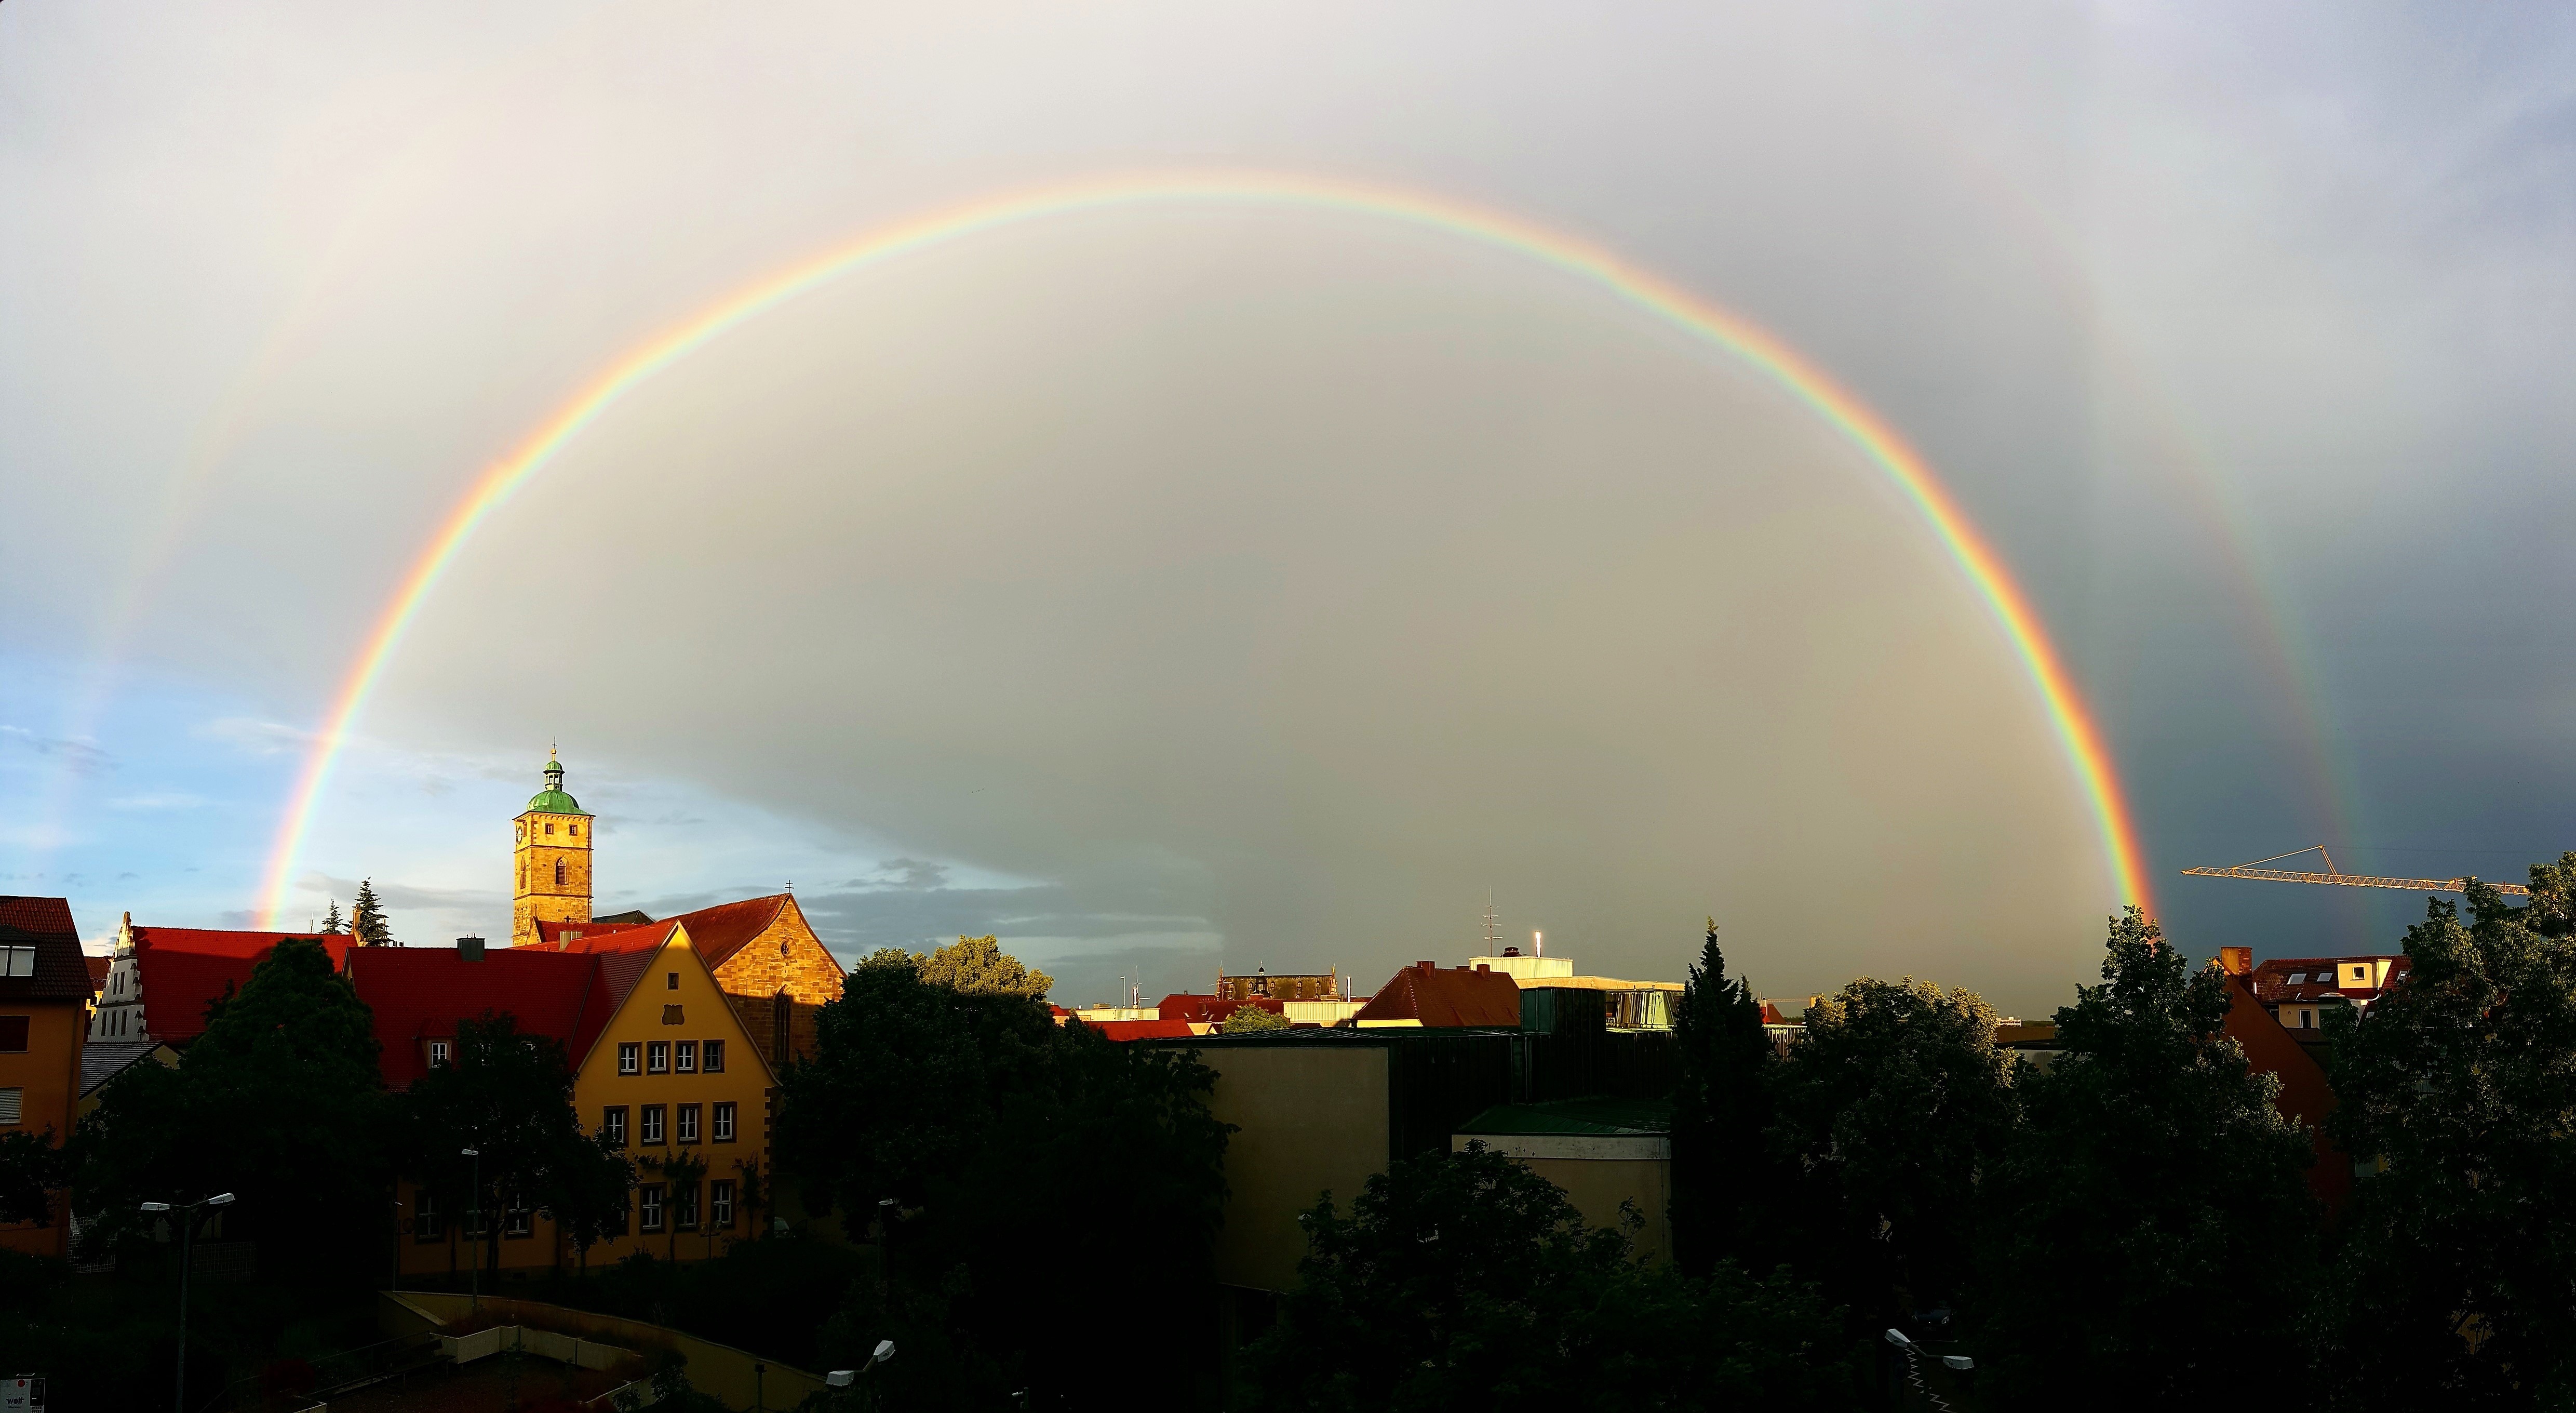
[319, 898, 345, 935]
[1670, 919, 1779, 1275]
[350, 878, 393, 947]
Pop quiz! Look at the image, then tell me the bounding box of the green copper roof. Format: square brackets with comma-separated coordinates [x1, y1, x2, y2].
[525, 788, 588, 816]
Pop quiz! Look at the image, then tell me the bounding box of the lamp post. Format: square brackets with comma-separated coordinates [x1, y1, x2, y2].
[461, 1148, 481, 1314]
[138, 1191, 234, 1413]
[825, 1339, 894, 1411]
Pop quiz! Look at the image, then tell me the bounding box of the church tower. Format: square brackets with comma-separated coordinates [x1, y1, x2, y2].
[511, 749, 593, 947]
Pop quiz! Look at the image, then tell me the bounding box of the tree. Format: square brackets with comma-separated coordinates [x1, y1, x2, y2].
[73, 937, 391, 1283]
[2316, 862, 2576, 1405]
[1223, 1004, 1293, 1034]
[1242, 1143, 1854, 1412]
[319, 899, 345, 935]
[913, 934, 1052, 999]
[0, 1129, 64, 1225]
[1769, 977, 2013, 1322]
[784, 950, 1234, 1409]
[396, 1012, 628, 1284]
[1971, 908, 2315, 1406]
[351, 879, 393, 947]
[1669, 920, 1779, 1274]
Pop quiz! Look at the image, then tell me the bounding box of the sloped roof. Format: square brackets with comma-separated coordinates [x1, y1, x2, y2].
[2252, 955, 2409, 1006]
[80, 1040, 172, 1098]
[532, 894, 823, 975]
[1078, 1019, 1202, 1042]
[131, 928, 354, 1044]
[86, 955, 112, 988]
[347, 944, 641, 1089]
[1356, 962, 1523, 1028]
[0, 896, 97, 1002]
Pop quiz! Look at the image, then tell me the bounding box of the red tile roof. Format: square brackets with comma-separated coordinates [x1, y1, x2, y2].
[531, 894, 823, 974]
[86, 955, 112, 988]
[346, 944, 641, 1089]
[1077, 1019, 1202, 1042]
[1158, 994, 1282, 1024]
[1356, 962, 1523, 1028]
[0, 896, 95, 1002]
[2221, 967, 2352, 1217]
[131, 928, 354, 1044]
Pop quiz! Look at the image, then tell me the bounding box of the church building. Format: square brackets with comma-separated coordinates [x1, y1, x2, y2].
[507, 754, 846, 1068]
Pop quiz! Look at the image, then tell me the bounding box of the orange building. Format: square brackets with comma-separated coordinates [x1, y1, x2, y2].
[0, 897, 96, 1258]
[503, 755, 845, 1068]
[354, 922, 776, 1279]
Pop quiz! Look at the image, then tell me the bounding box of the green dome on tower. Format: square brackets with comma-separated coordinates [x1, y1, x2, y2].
[525, 750, 590, 816]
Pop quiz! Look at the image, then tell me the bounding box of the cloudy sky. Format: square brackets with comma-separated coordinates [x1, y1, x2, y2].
[4, 1, 2571, 1016]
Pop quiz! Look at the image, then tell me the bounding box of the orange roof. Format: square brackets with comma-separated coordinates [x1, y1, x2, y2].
[532, 895, 826, 975]
[1356, 962, 1522, 1028]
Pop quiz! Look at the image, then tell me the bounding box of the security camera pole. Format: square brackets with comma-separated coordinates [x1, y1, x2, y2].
[138, 1191, 235, 1413]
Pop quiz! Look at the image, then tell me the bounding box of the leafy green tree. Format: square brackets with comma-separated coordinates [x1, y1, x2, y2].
[351, 878, 393, 946]
[0, 1128, 64, 1225]
[1243, 1143, 1854, 1413]
[1223, 1004, 1293, 1033]
[1972, 908, 2315, 1406]
[786, 951, 1233, 1409]
[1770, 977, 2012, 1323]
[73, 937, 391, 1282]
[2316, 862, 2576, 1406]
[1670, 920, 1779, 1274]
[396, 1012, 629, 1283]
[913, 934, 1053, 999]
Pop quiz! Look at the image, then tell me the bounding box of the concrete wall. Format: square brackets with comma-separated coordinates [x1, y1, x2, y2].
[1198, 1044, 1390, 1292]
[1451, 1134, 1672, 1266]
[388, 1291, 824, 1412]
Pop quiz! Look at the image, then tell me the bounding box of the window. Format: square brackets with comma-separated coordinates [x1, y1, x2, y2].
[2300, 1009, 2315, 1029]
[0, 947, 33, 978]
[602, 1106, 628, 1148]
[647, 1041, 669, 1074]
[0, 1089, 19, 1126]
[571, 824, 581, 836]
[641, 1104, 665, 1144]
[2286, 972, 2306, 984]
[713, 1102, 736, 1142]
[0, 1017, 27, 1052]
[639, 1184, 665, 1232]
[673, 1180, 700, 1230]
[675, 1041, 697, 1073]
[619, 1042, 640, 1075]
[677, 1103, 700, 1144]
[554, 858, 567, 886]
[662, 1005, 685, 1025]
[414, 1191, 444, 1241]
[505, 1196, 533, 1238]
[463, 1198, 488, 1239]
[703, 1039, 725, 1073]
[2351, 966, 2369, 982]
[545, 822, 555, 836]
[427, 1039, 449, 1068]
[710, 1179, 735, 1229]
[666, 971, 680, 991]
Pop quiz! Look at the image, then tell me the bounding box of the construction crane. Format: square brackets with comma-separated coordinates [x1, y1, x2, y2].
[2181, 845, 2529, 897]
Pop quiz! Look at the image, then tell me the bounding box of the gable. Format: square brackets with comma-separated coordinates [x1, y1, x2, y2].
[576, 924, 776, 1086]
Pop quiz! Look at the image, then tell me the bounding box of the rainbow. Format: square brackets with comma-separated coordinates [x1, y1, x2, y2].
[255, 169, 2153, 926]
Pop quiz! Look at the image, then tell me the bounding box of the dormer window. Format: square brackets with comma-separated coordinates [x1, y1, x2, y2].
[429, 1040, 449, 1067]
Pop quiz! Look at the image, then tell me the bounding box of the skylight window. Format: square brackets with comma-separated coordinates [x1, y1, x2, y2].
[2287, 972, 2306, 984]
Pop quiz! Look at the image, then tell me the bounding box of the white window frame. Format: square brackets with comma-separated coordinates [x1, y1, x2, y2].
[710, 1179, 734, 1229]
[619, 1042, 640, 1075]
[713, 1102, 735, 1142]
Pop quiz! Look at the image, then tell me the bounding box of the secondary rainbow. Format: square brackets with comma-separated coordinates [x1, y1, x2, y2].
[256, 170, 2153, 926]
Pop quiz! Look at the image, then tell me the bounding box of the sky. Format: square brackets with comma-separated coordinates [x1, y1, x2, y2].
[4, 1, 2573, 1017]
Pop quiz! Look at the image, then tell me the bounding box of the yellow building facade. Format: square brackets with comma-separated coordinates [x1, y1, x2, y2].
[391, 923, 776, 1280]
[512, 752, 593, 948]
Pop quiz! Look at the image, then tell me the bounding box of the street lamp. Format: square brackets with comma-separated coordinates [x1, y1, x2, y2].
[1883, 1328, 1973, 1411]
[140, 1192, 234, 1413]
[826, 1341, 896, 1407]
[461, 1148, 481, 1314]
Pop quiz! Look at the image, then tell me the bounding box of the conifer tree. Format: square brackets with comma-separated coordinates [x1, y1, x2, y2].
[319, 898, 345, 935]
[1670, 919, 1780, 1275]
[350, 878, 393, 947]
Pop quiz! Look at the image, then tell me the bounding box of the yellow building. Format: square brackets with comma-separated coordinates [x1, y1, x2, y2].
[505, 755, 847, 1069]
[356, 923, 776, 1279]
[511, 751, 594, 948]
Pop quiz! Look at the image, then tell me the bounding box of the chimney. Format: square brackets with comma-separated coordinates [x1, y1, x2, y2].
[458, 935, 487, 962]
[2218, 946, 2251, 977]
[1417, 960, 1435, 973]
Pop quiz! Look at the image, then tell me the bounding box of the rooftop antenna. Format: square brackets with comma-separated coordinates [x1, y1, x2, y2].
[1483, 892, 1501, 954]
[1534, 930, 1543, 958]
